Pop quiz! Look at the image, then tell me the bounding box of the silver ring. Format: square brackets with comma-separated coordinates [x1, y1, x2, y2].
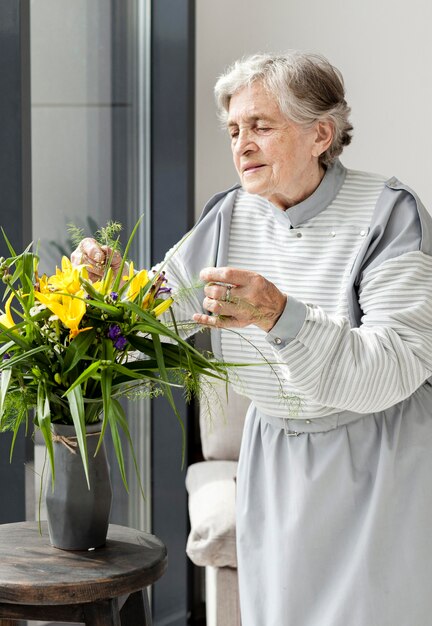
[224, 285, 232, 303]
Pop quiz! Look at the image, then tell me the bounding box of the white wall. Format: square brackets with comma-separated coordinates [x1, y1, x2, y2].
[196, 0, 432, 215]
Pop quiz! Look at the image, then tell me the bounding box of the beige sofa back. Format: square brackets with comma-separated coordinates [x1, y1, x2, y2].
[199, 380, 250, 461]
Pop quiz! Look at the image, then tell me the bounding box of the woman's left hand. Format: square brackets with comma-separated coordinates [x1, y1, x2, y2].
[193, 267, 287, 332]
[71, 238, 123, 283]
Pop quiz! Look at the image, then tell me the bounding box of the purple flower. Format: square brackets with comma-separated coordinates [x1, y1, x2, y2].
[156, 287, 172, 296]
[114, 336, 128, 350]
[107, 324, 127, 350]
[110, 292, 118, 301]
[2, 353, 10, 360]
[107, 324, 121, 340]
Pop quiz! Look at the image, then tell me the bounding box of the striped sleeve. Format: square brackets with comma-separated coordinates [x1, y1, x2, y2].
[271, 250, 432, 413]
[152, 240, 204, 337]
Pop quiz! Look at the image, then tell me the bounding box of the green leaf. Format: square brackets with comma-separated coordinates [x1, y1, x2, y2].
[9, 406, 27, 462]
[127, 334, 219, 371]
[62, 361, 101, 396]
[108, 363, 184, 389]
[21, 253, 36, 309]
[63, 328, 97, 374]
[110, 362, 159, 380]
[152, 333, 186, 468]
[124, 302, 225, 375]
[37, 382, 54, 483]
[112, 399, 145, 497]
[0, 346, 49, 372]
[1, 227, 17, 256]
[67, 384, 90, 489]
[0, 341, 15, 357]
[79, 278, 105, 302]
[112, 214, 145, 292]
[96, 339, 113, 456]
[84, 299, 123, 316]
[0, 368, 12, 422]
[0, 325, 37, 352]
[107, 400, 128, 492]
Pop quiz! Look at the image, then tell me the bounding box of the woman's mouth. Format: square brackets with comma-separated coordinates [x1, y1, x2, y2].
[243, 164, 265, 175]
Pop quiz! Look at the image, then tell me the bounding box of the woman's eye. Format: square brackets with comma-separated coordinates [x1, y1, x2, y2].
[256, 127, 271, 133]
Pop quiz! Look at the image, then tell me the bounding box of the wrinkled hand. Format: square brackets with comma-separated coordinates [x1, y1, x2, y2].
[71, 237, 123, 283]
[193, 267, 287, 332]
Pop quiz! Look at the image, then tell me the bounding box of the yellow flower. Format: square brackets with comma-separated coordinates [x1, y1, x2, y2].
[152, 297, 174, 317]
[124, 261, 135, 283]
[126, 263, 149, 302]
[69, 325, 93, 340]
[48, 256, 88, 295]
[38, 274, 50, 294]
[35, 291, 86, 335]
[0, 293, 16, 329]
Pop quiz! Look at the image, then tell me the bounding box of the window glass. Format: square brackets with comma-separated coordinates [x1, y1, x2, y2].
[30, 0, 151, 529]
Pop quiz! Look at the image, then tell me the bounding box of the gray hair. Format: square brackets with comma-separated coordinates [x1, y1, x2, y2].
[214, 51, 353, 166]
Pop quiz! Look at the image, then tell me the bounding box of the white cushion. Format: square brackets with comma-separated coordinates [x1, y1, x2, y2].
[186, 460, 237, 568]
[200, 381, 250, 461]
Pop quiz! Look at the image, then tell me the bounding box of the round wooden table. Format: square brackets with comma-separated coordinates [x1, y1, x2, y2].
[0, 521, 167, 626]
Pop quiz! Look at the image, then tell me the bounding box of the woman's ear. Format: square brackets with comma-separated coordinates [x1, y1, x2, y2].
[312, 120, 334, 157]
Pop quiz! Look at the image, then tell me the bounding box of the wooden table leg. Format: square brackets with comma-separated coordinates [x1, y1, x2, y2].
[83, 598, 121, 626]
[120, 589, 152, 625]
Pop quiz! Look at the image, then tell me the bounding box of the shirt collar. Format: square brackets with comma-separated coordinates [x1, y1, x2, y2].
[269, 159, 347, 228]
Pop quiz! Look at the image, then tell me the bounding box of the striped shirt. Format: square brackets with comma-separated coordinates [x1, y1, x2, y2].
[222, 169, 389, 417]
[164, 162, 432, 419]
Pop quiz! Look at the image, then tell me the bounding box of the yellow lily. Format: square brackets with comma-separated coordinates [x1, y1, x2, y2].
[38, 274, 50, 294]
[126, 263, 149, 302]
[152, 297, 174, 317]
[48, 256, 88, 295]
[35, 291, 86, 335]
[123, 261, 135, 283]
[0, 293, 16, 329]
[69, 325, 93, 340]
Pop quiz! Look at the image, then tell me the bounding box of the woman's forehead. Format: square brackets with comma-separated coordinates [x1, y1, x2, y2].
[227, 83, 283, 125]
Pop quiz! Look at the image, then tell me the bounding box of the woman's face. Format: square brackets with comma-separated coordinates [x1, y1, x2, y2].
[227, 82, 327, 210]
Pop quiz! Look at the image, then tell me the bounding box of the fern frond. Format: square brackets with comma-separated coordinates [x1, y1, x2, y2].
[67, 224, 86, 250]
[95, 221, 123, 251]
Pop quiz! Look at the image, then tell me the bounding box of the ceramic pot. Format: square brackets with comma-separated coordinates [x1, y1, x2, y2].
[45, 422, 112, 551]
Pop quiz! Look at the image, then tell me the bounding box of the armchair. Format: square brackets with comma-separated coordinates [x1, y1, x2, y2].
[186, 381, 250, 626]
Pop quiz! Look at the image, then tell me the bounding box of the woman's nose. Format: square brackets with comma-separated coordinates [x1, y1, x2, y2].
[234, 129, 257, 155]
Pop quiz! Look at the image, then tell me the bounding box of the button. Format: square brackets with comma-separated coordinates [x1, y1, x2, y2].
[296, 232, 302, 238]
[274, 337, 282, 345]
[360, 230, 366, 237]
[330, 231, 336, 238]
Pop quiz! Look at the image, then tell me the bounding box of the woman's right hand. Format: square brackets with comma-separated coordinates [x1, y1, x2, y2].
[71, 238, 123, 282]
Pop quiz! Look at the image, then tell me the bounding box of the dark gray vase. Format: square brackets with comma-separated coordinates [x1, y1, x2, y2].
[45, 422, 113, 551]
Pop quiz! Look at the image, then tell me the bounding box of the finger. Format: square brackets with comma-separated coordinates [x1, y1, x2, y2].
[204, 283, 234, 301]
[87, 270, 103, 283]
[100, 245, 122, 270]
[203, 296, 226, 314]
[199, 266, 252, 288]
[203, 296, 244, 315]
[193, 313, 224, 327]
[192, 313, 244, 329]
[71, 248, 83, 266]
[81, 238, 105, 264]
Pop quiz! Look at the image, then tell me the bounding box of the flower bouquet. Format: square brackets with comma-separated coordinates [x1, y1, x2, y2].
[0, 221, 229, 491]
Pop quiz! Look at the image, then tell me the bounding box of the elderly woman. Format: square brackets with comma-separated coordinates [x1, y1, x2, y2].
[76, 52, 432, 625]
